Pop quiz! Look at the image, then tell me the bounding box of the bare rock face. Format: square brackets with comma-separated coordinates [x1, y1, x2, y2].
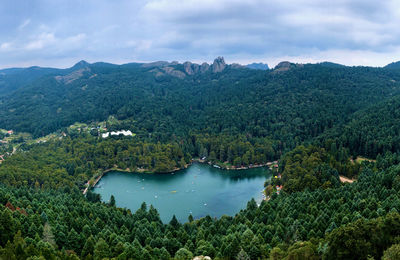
[273, 61, 302, 73]
[183, 62, 200, 75]
[211, 56, 226, 73]
[55, 67, 91, 84]
[145, 57, 229, 78]
[162, 67, 186, 79]
[200, 62, 210, 73]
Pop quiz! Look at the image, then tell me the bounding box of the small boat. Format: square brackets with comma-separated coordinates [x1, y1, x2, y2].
[204, 203, 207, 206]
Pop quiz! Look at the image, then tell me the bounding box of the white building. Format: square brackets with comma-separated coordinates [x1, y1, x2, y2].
[102, 130, 133, 138]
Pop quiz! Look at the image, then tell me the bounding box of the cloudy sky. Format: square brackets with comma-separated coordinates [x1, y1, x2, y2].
[1, 0, 400, 69]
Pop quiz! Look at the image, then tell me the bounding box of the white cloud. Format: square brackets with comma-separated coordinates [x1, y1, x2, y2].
[1, 0, 400, 68]
[0, 42, 12, 51]
[25, 32, 56, 50]
[18, 19, 31, 30]
[65, 33, 86, 45]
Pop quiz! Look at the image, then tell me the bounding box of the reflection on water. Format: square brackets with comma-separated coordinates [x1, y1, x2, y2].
[94, 163, 270, 223]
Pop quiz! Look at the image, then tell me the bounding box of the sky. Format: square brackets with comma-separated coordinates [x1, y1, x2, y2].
[1, 0, 400, 69]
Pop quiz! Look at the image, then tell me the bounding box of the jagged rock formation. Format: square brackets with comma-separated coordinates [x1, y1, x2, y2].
[183, 61, 200, 75]
[162, 66, 186, 79]
[273, 61, 304, 73]
[211, 56, 226, 73]
[145, 57, 230, 78]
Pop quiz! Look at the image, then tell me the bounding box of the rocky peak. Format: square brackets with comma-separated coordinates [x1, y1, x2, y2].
[72, 60, 90, 70]
[273, 61, 303, 73]
[211, 56, 226, 73]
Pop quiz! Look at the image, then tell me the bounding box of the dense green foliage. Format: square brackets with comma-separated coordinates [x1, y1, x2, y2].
[0, 132, 280, 190]
[269, 145, 355, 193]
[2, 63, 400, 150]
[320, 96, 400, 158]
[0, 135, 189, 189]
[2, 61, 400, 259]
[2, 162, 400, 259]
[0, 66, 60, 96]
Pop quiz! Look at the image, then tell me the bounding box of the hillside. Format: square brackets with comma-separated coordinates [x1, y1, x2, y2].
[0, 66, 61, 96]
[385, 61, 400, 69]
[319, 95, 400, 158]
[1, 59, 400, 143]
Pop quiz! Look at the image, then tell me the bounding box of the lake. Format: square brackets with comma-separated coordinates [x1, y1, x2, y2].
[93, 163, 270, 223]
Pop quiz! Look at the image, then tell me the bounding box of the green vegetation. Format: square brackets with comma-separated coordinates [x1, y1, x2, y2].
[0, 135, 189, 189]
[277, 145, 360, 192]
[2, 60, 400, 258]
[1, 161, 400, 259]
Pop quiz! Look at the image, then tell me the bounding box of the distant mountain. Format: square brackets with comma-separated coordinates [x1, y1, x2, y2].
[246, 62, 269, 70]
[0, 66, 61, 95]
[0, 57, 233, 96]
[318, 62, 346, 68]
[385, 61, 400, 69]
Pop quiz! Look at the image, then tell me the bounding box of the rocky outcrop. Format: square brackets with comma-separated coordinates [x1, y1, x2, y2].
[72, 60, 90, 70]
[183, 62, 200, 75]
[145, 57, 229, 79]
[273, 61, 303, 73]
[162, 67, 186, 79]
[211, 56, 226, 73]
[200, 62, 210, 73]
[55, 67, 91, 84]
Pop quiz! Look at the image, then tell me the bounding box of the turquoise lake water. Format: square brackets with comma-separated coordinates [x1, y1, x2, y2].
[93, 163, 270, 223]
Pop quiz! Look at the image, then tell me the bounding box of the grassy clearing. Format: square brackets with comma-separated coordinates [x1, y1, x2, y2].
[355, 156, 376, 164]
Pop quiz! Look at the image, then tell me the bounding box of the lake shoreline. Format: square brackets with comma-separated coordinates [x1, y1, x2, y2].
[90, 162, 270, 223]
[83, 159, 274, 194]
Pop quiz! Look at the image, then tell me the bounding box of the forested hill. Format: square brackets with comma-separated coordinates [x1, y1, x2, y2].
[1, 58, 400, 142]
[319, 95, 400, 158]
[0, 66, 61, 96]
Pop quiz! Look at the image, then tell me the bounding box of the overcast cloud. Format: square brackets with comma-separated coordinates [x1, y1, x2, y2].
[0, 0, 400, 68]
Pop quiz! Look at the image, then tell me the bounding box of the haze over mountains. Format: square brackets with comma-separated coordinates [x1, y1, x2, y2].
[1, 56, 399, 97]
